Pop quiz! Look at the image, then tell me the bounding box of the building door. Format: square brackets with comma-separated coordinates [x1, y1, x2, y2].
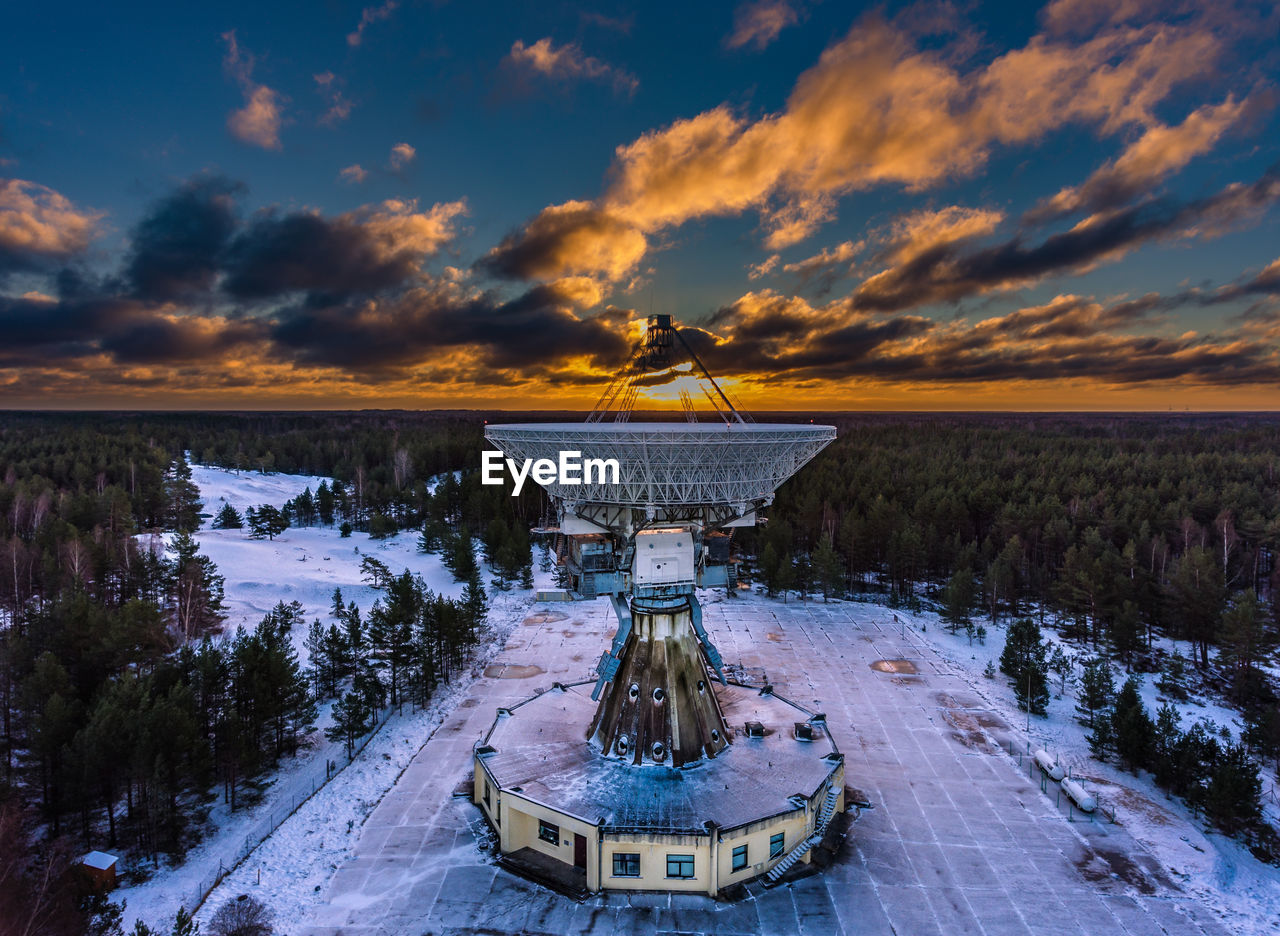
[574, 834, 587, 869]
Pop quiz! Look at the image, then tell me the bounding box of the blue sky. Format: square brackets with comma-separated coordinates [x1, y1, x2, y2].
[1, 1, 1278, 408]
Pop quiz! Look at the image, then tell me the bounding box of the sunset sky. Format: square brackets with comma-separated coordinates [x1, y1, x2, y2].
[2, 0, 1279, 410]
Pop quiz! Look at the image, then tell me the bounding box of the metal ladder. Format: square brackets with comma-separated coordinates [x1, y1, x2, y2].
[765, 786, 840, 884]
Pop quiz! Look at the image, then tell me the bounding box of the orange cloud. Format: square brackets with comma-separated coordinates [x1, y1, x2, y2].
[0, 178, 101, 267]
[505, 38, 638, 96]
[881, 206, 1005, 265]
[725, 1, 799, 51]
[349, 198, 468, 259]
[1030, 97, 1252, 221]
[497, 10, 1228, 283]
[347, 1, 398, 48]
[315, 72, 354, 127]
[222, 32, 285, 150]
[339, 164, 368, 184]
[389, 142, 416, 170]
[483, 200, 647, 282]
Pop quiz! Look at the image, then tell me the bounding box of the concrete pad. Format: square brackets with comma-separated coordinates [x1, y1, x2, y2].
[299, 597, 1235, 936]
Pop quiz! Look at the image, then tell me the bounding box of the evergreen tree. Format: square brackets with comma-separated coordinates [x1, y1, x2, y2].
[1168, 546, 1225, 669]
[164, 456, 202, 533]
[304, 619, 331, 699]
[1110, 675, 1153, 773]
[774, 552, 795, 602]
[941, 566, 974, 633]
[367, 572, 418, 709]
[1076, 656, 1115, 753]
[1047, 645, 1073, 697]
[813, 535, 843, 602]
[1206, 742, 1262, 835]
[316, 481, 336, 526]
[249, 505, 289, 541]
[446, 527, 478, 583]
[999, 618, 1049, 716]
[1220, 590, 1276, 696]
[464, 567, 488, 636]
[758, 542, 780, 596]
[168, 531, 225, 641]
[213, 503, 243, 530]
[1152, 702, 1182, 788]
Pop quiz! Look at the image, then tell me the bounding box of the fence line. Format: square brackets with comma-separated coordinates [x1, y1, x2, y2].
[186, 701, 396, 914]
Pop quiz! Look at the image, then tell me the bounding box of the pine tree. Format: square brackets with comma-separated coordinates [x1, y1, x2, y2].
[999, 618, 1049, 715]
[775, 552, 795, 602]
[367, 572, 418, 709]
[758, 542, 780, 596]
[1110, 675, 1153, 773]
[213, 503, 243, 530]
[171, 907, 198, 936]
[1206, 742, 1262, 835]
[1152, 702, 1182, 788]
[251, 505, 289, 540]
[1076, 657, 1115, 751]
[1220, 590, 1276, 694]
[316, 481, 336, 526]
[1047, 645, 1073, 697]
[813, 535, 843, 602]
[941, 567, 974, 633]
[164, 456, 202, 533]
[447, 527, 478, 583]
[304, 619, 331, 699]
[464, 567, 488, 636]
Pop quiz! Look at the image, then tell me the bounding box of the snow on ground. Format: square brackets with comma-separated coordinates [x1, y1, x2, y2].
[868, 596, 1280, 935]
[117, 464, 540, 931]
[191, 463, 466, 645]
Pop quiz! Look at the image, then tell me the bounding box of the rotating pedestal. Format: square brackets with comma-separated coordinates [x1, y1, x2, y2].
[473, 603, 846, 897]
[589, 597, 730, 767]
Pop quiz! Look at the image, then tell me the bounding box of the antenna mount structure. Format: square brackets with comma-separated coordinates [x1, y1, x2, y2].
[587, 314, 752, 425]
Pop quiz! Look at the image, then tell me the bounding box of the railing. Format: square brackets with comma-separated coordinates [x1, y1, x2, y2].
[185, 700, 396, 913]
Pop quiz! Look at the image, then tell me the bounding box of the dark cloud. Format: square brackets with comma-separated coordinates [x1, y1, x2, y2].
[0, 294, 137, 361]
[222, 211, 418, 300]
[851, 166, 1280, 312]
[98, 315, 265, 365]
[268, 280, 633, 374]
[0, 292, 261, 367]
[126, 176, 242, 301]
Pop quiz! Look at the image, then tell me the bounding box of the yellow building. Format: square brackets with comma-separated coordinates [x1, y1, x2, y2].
[473, 680, 845, 896]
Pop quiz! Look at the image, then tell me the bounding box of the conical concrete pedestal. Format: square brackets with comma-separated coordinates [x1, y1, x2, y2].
[588, 598, 730, 767]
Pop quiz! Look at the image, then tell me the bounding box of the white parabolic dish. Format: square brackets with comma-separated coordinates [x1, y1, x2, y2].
[484, 422, 836, 507]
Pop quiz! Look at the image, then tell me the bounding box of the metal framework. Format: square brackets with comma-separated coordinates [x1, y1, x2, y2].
[587, 313, 753, 425]
[483, 422, 835, 511]
[482, 314, 837, 768]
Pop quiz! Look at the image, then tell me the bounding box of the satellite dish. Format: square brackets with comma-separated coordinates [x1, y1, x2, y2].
[484, 315, 836, 767]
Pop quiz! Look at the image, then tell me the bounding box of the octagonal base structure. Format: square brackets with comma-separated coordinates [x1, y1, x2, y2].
[473, 680, 845, 896]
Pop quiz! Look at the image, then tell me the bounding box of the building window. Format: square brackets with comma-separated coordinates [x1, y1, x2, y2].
[537, 820, 559, 845]
[770, 832, 785, 859]
[612, 853, 640, 877]
[483, 779, 490, 807]
[732, 844, 748, 872]
[666, 854, 695, 879]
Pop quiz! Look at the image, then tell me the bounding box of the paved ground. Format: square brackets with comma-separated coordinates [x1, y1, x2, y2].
[302, 597, 1231, 936]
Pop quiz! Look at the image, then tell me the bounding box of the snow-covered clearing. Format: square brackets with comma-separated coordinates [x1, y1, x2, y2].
[117, 464, 537, 931]
[866, 597, 1279, 935]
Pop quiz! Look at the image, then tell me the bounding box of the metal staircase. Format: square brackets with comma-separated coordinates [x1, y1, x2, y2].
[764, 786, 840, 884]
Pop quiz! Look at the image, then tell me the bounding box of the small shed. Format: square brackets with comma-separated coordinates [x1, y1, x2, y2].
[81, 851, 118, 890]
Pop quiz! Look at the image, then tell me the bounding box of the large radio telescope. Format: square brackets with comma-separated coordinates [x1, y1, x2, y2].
[475, 314, 842, 896]
[484, 314, 834, 763]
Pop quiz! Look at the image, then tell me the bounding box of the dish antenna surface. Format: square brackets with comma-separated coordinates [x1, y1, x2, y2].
[484, 314, 835, 766]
